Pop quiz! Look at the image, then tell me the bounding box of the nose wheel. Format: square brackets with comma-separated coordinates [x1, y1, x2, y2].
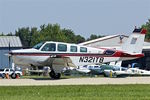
[49, 70, 61, 79]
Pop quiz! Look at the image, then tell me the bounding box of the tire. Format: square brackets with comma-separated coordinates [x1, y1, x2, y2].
[2, 73, 6, 79]
[54, 73, 61, 79]
[49, 71, 61, 79]
[11, 73, 17, 79]
[49, 71, 55, 78]
[113, 72, 117, 78]
[103, 73, 107, 77]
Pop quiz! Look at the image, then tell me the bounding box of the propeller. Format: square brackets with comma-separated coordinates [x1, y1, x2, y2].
[8, 42, 11, 68]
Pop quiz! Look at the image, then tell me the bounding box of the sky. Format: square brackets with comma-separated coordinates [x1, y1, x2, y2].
[0, 0, 150, 38]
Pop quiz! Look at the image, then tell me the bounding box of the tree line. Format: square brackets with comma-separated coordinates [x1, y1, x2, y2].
[0, 19, 150, 47]
[15, 24, 87, 48]
[0, 23, 104, 48]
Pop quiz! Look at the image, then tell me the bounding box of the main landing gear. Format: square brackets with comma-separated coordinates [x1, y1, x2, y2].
[49, 70, 61, 79]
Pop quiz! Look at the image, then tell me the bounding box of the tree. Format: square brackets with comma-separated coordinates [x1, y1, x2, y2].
[62, 28, 76, 43]
[87, 34, 104, 41]
[31, 24, 85, 45]
[14, 23, 86, 47]
[75, 35, 85, 44]
[6, 32, 13, 36]
[30, 27, 39, 46]
[0, 33, 4, 36]
[142, 19, 150, 41]
[37, 24, 67, 43]
[15, 27, 38, 47]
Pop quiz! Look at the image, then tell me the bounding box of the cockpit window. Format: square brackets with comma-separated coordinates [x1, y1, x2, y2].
[33, 42, 44, 50]
[104, 49, 115, 55]
[58, 44, 67, 52]
[41, 43, 56, 51]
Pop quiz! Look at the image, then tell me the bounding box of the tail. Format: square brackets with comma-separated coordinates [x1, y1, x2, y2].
[121, 28, 147, 54]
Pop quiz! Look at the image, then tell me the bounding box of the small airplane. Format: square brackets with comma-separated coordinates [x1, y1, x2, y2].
[104, 67, 129, 77]
[76, 65, 101, 74]
[104, 67, 150, 77]
[127, 68, 150, 76]
[9, 28, 147, 79]
[63, 64, 120, 75]
[76, 64, 118, 75]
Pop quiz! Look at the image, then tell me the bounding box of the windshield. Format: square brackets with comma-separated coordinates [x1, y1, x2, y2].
[33, 42, 44, 50]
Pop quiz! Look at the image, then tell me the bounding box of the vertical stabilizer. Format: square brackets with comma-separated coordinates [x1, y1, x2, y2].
[121, 28, 147, 54]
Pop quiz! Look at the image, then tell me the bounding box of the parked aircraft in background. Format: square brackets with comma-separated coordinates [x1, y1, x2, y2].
[104, 67, 150, 77]
[9, 28, 147, 79]
[76, 64, 123, 75]
[104, 67, 129, 77]
[76, 65, 101, 74]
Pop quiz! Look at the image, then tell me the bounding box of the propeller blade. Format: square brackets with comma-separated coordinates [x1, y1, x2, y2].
[4, 53, 11, 56]
[9, 56, 11, 68]
[8, 42, 11, 68]
[9, 42, 10, 51]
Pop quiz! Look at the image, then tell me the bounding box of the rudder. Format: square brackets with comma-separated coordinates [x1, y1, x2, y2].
[121, 28, 147, 54]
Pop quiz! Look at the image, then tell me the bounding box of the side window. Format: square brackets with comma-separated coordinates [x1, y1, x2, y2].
[41, 43, 56, 51]
[70, 46, 77, 52]
[83, 65, 87, 68]
[80, 47, 87, 52]
[94, 66, 99, 68]
[58, 44, 67, 52]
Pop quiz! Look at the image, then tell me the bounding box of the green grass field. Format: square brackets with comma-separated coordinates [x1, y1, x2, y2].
[21, 74, 100, 79]
[0, 85, 150, 100]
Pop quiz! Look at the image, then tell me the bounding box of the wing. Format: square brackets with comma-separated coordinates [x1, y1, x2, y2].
[42, 55, 77, 68]
[40, 56, 77, 73]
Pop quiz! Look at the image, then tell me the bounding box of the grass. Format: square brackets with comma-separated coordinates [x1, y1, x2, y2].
[0, 85, 150, 100]
[21, 74, 102, 79]
[21, 75, 50, 79]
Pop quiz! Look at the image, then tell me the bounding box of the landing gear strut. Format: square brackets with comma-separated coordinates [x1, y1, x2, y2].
[49, 70, 61, 79]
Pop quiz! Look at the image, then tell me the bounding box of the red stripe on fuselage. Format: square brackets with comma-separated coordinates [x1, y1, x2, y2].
[10, 51, 144, 58]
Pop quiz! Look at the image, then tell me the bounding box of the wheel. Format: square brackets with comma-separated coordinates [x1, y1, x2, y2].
[49, 70, 55, 78]
[54, 73, 61, 79]
[2, 73, 6, 78]
[113, 72, 117, 78]
[11, 73, 17, 79]
[103, 73, 107, 77]
[49, 71, 61, 79]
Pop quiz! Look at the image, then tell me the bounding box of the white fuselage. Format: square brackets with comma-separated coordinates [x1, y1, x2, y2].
[10, 41, 141, 68]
